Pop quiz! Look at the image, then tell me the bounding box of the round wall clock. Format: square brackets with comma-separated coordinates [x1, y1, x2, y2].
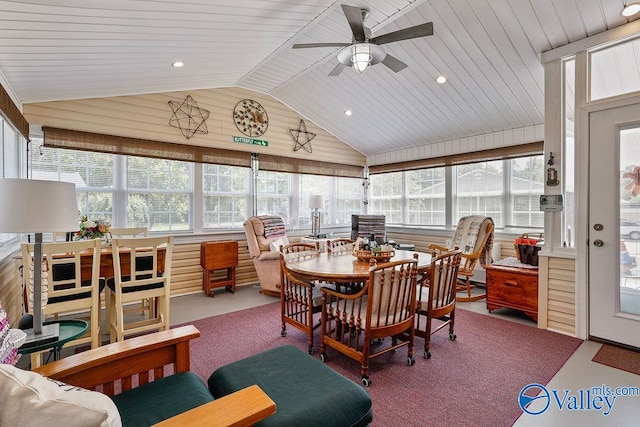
[233, 99, 269, 137]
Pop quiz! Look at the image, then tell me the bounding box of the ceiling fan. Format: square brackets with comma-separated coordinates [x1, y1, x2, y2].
[292, 4, 433, 76]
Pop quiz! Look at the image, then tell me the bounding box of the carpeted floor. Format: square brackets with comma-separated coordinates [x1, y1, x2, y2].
[178, 302, 583, 427]
[592, 344, 640, 376]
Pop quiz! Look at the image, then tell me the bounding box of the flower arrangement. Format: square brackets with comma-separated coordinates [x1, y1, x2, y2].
[77, 215, 111, 240]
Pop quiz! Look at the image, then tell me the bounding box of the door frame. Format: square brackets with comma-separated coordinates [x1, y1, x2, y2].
[577, 91, 640, 341]
[588, 103, 640, 347]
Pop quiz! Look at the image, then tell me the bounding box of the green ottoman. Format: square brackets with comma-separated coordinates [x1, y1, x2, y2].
[208, 345, 373, 426]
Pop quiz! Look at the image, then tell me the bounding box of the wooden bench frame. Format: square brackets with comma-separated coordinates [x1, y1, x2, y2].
[34, 325, 276, 426]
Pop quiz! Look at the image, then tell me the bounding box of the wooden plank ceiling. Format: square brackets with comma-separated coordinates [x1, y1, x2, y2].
[0, 0, 637, 158]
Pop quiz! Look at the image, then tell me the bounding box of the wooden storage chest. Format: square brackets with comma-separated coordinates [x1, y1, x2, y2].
[485, 264, 538, 322]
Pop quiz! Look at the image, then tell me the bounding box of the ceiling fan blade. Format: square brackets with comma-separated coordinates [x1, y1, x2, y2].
[292, 42, 351, 49]
[328, 62, 347, 76]
[381, 54, 408, 73]
[370, 22, 433, 45]
[341, 5, 366, 42]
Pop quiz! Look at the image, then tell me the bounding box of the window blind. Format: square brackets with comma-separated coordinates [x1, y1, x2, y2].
[43, 127, 251, 168]
[368, 141, 544, 174]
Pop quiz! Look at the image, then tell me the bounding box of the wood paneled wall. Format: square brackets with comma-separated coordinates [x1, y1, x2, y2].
[0, 252, 25, 327]
[23, 86, 365, 167]
[538, 256, 576, 335]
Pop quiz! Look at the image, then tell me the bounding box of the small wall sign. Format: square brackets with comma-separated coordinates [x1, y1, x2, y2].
[233, 135, 268, 147]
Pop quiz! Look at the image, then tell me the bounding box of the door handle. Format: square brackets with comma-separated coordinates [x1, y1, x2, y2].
[593, 239, 604, 247]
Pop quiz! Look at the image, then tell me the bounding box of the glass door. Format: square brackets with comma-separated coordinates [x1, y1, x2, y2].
[589, 103, 640, 348]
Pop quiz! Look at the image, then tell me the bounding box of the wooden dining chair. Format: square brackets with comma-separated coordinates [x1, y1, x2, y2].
[109, 227, 148, 238]
[106, 235, 173, 342]
[414, 249, 462, 359]
[107, 227, 149, 315]
[21, 238, 102, 367]
[279, 243, 322, 354]
[320, 254, 419, 386]
[327, 238, 355, 255]
[326, 238, 364, 293]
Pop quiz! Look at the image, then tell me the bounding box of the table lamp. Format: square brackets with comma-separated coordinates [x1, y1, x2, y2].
[0, 179, 78, 346]
[309, 194, 324, 237]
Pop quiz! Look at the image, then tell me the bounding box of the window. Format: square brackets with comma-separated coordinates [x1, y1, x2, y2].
[126, 157, 192, 231]
[509, 157, 544, 228]
[256, 170, 291, 224]
[334, 177, 363, 225]
[203, 164, 250, 229]
[0, 118, 24, 252]
[563, 58, 576, 246]
[31, 140, 194, 232]
[590, 37, 640, 101]
[370, 172, 402, 223]
[370, 156, 544, 230]
[406, 168, 446, 226]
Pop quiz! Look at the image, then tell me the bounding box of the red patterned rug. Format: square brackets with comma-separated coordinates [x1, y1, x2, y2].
[177, 302, 582, 427]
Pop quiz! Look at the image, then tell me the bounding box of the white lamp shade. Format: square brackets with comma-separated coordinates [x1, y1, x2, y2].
[309, 194, 324, 210]
[0, 179, 79, 233]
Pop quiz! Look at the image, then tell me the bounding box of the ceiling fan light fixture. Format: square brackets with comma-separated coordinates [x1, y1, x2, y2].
[622, 3, 640, 16]
[351, 43, 372, 73]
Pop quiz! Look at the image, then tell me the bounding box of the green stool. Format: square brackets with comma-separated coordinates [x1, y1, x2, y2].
[208, 345, 373, 426]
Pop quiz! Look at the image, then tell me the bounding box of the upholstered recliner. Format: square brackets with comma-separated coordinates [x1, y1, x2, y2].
[243, 216, 289, 296]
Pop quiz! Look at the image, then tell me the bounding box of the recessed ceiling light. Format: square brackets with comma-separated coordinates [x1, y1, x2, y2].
[622, 3, 640, 17]
[344, 109, 353, 116]
[436, 75, 447, 84]
[172, 61, 184, 68]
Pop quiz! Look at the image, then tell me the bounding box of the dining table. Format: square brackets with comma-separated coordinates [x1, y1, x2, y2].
[284, 249, 432, 284]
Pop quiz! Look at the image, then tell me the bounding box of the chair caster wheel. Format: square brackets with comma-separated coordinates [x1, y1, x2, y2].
[407, 356, 415, 366]
[320, 352, 328, 362]
[307, 347, 314, 354]
[281, 329, 287, 337]
[361, 376, 371, 387]
[449, 333, 456, 341]
[424, 350, 431, 359]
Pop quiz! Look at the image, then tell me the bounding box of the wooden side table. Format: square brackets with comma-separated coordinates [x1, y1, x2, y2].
[485, 264, 539, 322]
[200, 241, 239, 297]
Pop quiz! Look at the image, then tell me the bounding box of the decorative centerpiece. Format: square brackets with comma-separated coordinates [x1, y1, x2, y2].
[77, 215, 111, 240]
[352, 236, 395, 262]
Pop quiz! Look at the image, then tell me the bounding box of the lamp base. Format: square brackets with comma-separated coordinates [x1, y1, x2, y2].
[20, 323, 60, 349]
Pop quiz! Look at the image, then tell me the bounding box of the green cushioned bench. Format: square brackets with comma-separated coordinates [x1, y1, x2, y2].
[208, 345, 373, 427]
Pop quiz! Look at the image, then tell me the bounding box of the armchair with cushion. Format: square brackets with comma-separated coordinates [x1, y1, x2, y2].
[243, 215, 289, 296]
[429, 215, 494, 302]
[0, 325, 276, 427]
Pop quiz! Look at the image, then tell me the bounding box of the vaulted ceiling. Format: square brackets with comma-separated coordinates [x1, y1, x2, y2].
[0, 0, 637, 158]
